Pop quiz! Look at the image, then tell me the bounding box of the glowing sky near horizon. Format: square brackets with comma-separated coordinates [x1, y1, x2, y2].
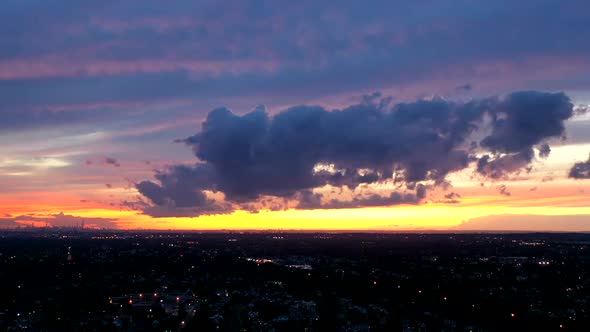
[1, 0, 590, 231]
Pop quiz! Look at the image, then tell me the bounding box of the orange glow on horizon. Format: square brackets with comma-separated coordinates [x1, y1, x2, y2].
[4, 203, 590, 231]
[1, 180, 589, 231]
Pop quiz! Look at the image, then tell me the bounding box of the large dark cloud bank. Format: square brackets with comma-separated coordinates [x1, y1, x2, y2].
[135, 91, 575, 217]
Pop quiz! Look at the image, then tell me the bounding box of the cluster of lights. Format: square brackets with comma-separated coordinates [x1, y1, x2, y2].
[254, 259, 273, 264]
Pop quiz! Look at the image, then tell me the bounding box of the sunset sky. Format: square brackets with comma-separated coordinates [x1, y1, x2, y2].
[1, 0, 590, 231]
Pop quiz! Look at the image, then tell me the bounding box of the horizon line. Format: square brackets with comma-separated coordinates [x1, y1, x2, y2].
[1, 227, 589, 234]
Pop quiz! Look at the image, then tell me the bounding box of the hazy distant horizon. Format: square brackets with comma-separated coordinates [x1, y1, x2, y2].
[2, 213, 590, 233]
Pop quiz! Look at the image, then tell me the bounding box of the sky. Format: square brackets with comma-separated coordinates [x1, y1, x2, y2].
[1, 0, 590, 231]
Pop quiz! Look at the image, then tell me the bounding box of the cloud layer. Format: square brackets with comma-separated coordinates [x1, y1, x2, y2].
[0, 212, 117, 229]
[136, 90, 574, 216]
[1, 0, 590, 136]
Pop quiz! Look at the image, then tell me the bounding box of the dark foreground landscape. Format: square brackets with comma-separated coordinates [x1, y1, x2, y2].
[1, 231, 589, 331]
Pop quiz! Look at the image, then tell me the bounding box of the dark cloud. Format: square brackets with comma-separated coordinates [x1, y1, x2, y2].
[480, 91, 572, 153]
[297, 184, 426, 210]
[170, 97, 476, 207]
[438, 191, 462, 204]
[574, 104, 588, 116]
[312, 192, 422, 210]
[497, 184, 511, 196]
[568, 154, 590, 179]
[85, 157, 121, 167]
[446, 192, 461, 204]
[104, 157, 120, 167]
[476, 149, 534, 179]
[538, 143, 551, 158]
[456, 84, 472, 92]
[134, 90, 574, 216]
[136, 164, 231, 216]
[445, 192, 461, 200]
[141, 204, 233, 218]
[136, 180, 167, 206]
[475, 91, 572, 179]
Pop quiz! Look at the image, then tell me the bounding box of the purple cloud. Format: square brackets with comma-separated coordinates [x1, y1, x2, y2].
[104, 157, 120, 167]
[1, 1, 590, 117]
[135, 90, 574, 216]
